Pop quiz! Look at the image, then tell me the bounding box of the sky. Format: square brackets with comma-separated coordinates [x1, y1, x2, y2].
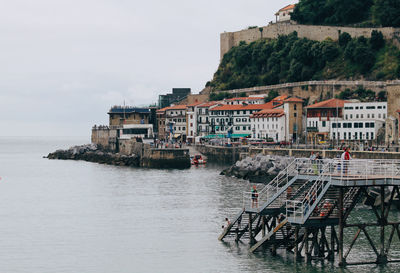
[0, 0, 295, 137]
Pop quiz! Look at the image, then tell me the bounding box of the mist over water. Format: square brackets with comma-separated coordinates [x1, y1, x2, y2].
[0, 137, 399, 273]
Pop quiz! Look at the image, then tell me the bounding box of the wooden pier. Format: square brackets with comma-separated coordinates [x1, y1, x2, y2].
[219, 158, 400, 266]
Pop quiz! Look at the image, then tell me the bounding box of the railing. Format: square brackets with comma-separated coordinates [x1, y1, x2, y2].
[242, 158, 316, 210]
[286, 159, 400, 223]
[286, 162, 332, 223]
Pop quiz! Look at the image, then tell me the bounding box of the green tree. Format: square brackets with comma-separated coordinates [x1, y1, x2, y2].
[339, 32, 352, 47]
[374, 0, 400, 27]
[264, 90, 279, 102]
[370, 30, 385, 50]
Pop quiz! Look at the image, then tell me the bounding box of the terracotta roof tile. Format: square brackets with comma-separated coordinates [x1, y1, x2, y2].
[279, 4, 296, 12]
[197, 101, 220, 108]
[251, 108, 285, 118]
[164, 105, 187, 110]
[284, 97, 304, 103]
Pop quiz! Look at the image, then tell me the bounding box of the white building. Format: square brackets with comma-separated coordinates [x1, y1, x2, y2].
[343, 101, 387, 121]
[328, 101, 388, 142]
[250, 109, 286, 141]
[165, 105, 187, 140]
[275, 4, 296, 22]
[186, 102, 202, 143]
[119, 124, 154, 139]
[330, 120, 384, 141]
[197, 102, 221, 137]
[209, 102, 282, 137]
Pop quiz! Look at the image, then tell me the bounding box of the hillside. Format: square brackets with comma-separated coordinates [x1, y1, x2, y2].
[291, 0, 400, 27]
[208, 31, 400, 92]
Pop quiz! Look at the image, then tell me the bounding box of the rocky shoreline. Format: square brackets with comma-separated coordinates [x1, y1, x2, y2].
[220, 154, 294, 183]
[46, 144, 140, 167]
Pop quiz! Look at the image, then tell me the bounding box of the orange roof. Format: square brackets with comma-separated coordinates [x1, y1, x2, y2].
[397, 109, 400, 113]
[279, 4, 296, 12]
[284, 97, 304, 103]
[226, 97, 265, 101]
[212, 102, 280, 111]
[306, 99, 349, 109]
[156, 106, 169, 113]
[272, 95, 289, 102]
[251, 108, 285, 118]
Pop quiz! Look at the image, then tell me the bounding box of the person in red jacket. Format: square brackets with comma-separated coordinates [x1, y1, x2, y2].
[341, 147, 352, 174]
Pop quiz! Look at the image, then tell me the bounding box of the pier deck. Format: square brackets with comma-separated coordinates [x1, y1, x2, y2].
[219, 158, 400, 267]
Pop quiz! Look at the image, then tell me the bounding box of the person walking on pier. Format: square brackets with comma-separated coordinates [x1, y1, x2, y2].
[341, 147, 352, 175]
[251, 185, 259, 208]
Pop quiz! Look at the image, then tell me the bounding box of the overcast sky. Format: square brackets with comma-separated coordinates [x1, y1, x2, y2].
[0, 0, 295, 137]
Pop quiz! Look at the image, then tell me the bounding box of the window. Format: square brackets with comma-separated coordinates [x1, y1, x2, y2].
[348, 123, 352, 128]
[366, 123, 370, 128]
[366, 132, 369, 139]
[361, 114, 363, 118]
[348, 132, 351, 140]
[183, 127, 186, 130]
[332, 123, 337, 128]
[333, 132, 336, 139]
[371, 132, 374, 139]
[190, 123, 193, 127]
[356, 106, 359, 110]
[354, 123, 359, 128]
[346, 115, 348, 120]
[383, 114, 386, 119]
[359, 132, 362, 140]
[294, 104, 297, 110]
[237, 111, 240, 114]
[359, 123, 363, 128]
[343, 123, 347, 128]
[360, 107, 363, 110]
[367, 114, 370, 118]
[356, 114, 359, 119]
[243, 126, 246, 130]
[322, 121, 326, 127]
[338, 123, 341, 128]
[383, 106, 386, 109]
[350, 114, 353, 119]
[370, 122, 375, 128]
[378, 106, 382, 109]
[372, 114, 375, 118]
[294, 113, 297, 117]
[366, 106, 376, 109]
[378, 114, 381, 119]
[235, 126, 240, 130]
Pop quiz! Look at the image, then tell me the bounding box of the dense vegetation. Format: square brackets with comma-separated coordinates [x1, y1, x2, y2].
[291, 0, 400, 27]
[336, 87, 387, 101]
[209, 32, 400, 91]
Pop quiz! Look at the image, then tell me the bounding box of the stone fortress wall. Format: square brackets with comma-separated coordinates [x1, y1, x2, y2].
[220, 22, 400, 60]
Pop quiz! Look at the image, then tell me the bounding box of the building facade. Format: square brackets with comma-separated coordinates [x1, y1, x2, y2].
[250, 109, 286, 141]
[108, 106, 151, 127]
[275, 4, 296, 22]
[165, 105, 187, 141]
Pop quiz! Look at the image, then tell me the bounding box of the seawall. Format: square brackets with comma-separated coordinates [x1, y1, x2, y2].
[221, 23, 400, 59]
[197, 145, 400, 164]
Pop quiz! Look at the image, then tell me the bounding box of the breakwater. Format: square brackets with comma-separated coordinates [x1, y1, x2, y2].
[47, 143, 191, 169]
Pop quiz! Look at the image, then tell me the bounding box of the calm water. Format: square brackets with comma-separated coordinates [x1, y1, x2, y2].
[0, 137, 399, 273]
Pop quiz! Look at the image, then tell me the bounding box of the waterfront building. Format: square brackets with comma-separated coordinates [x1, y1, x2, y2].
[165, 105, 187, 141]
[250, 109, 286, 141]
[186, 102, 202, 143]
[156, 107, 168, 140]
[209, 102, 281, 137]
[343, 101, 387, 121]
[197, 102, 221, 137]
[119, 124, 154, 139]
[250, 97, 304, 142]
[305, 99, 348, 144]
[108, 106, 152, 127]
[330, 102, 388, 142]
[275, 4, 296, 22]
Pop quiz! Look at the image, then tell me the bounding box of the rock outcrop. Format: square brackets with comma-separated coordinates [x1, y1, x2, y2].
[221, 154, 294, 183]
[47, 144, 140, 167]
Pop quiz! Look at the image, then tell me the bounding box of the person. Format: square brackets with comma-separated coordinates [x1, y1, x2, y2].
[287, 186, 293, 200]
[225, 217, 231, 227]
[316, 152, 323, 174]
[251, 185, 259, 208]
[341, 147, 352, 174]
[310, 152, 317, 174]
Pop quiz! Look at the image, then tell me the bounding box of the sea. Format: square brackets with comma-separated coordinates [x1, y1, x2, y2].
[0, 136, 399, 273]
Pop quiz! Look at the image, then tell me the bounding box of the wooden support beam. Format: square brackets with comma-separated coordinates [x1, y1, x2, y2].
[344, 228, 361, 260]
[294, 226, 300, 261]
[339, 187, 345, 266]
